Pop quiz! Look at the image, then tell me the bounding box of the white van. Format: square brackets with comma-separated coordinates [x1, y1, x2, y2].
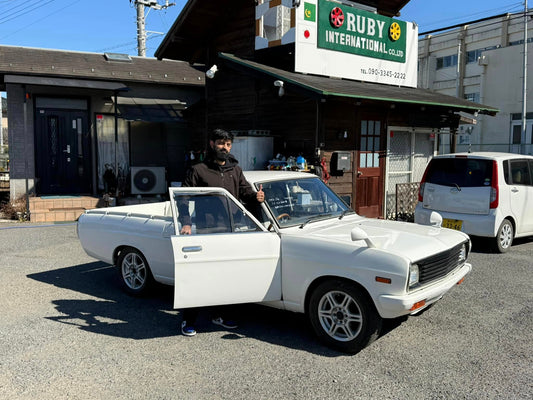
[415, 152, 533, 252]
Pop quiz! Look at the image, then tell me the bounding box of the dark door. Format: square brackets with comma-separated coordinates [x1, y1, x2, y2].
[35, 109, 91, 194]
[355, 119, 385, 218]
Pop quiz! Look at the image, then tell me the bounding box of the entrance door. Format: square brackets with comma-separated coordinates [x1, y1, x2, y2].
[35, 109, 90, 194]
[355, 119, 385, 218]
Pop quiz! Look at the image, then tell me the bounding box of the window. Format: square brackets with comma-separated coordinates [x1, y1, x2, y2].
[464, 93, 480, 103]
[425, 158, 493, 188]
[512, 125, 522, 144]
[175, 192, 262, 234]
[509, 160, 532, 186]
[436, 54, 458, 70]
[360, 120, 381, 168]
[509, 37, 533, 46]
[466, 46, 499, 64]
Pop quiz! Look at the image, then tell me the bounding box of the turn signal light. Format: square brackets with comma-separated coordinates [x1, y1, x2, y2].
[410, 300, 426, 311]
[375, 276, 392, 284]
[457, 277, 465, 285]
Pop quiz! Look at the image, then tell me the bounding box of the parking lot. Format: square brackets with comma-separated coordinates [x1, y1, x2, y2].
[1, 222, 532, 400]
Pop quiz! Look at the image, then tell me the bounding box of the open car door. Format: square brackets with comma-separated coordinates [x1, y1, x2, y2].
[170, 187, 281, 309]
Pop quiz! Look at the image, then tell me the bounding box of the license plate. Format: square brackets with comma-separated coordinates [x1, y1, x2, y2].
[442, 218, 463, 231]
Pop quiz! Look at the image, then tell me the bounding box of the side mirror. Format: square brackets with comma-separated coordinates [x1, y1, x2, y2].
[429, 211, 443, 228]
[351, 227, 376, 248]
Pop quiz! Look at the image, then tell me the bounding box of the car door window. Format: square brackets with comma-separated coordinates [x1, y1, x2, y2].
[510, 160, 532, 185]
[175, 192, 262, 234]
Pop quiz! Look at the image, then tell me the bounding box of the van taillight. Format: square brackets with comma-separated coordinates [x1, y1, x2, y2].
[490, 160, 499, 208]
[418, 165, 430, 202]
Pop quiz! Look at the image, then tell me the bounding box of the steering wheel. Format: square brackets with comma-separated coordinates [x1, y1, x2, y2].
[276, 213, 291, 223]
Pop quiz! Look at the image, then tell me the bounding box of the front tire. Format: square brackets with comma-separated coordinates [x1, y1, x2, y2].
[308, 280, 382, 354]
[117, 247, 154, 295]
[493, 219, 513, 253]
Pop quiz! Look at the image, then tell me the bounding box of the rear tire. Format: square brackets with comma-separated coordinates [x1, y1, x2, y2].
[308, 280, 382, 354]
[117, 247, 154, 295]
[492, 219, 513, 253]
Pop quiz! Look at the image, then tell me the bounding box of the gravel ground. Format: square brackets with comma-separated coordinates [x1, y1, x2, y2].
[0, 222, 532, 400]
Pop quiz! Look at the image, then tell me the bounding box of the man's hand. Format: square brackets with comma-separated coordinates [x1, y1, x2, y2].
[180, 225, 192, 235]
[257, 184, 264, 203]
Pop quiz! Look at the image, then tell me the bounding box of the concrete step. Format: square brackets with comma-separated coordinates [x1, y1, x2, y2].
[29, 196, 103, 223]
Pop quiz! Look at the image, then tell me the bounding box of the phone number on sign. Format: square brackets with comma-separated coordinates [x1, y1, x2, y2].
[361, 68, 406, 80]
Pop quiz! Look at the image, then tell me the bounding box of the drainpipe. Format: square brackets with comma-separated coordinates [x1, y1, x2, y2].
[23, 86, 30, 220]
[114, 90, 119, 198]
[521, 0, 528, 154]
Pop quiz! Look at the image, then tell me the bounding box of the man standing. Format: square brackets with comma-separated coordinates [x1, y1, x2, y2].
[179, 128, 264, 336]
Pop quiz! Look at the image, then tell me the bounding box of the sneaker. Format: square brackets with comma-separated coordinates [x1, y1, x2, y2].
[181, 321, 196, 336]
[212, 317, 238, 329]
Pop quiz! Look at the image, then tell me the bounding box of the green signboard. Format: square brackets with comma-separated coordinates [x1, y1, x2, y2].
[317, 0, 406, 63]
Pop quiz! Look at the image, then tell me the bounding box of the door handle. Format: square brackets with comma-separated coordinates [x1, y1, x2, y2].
[357, 171, 363, 177]
[511, 187, 519, 193]
[182, 246, 202, 253]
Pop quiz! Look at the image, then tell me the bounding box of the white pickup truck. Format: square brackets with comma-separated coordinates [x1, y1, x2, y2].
[78, 171, 471, 353]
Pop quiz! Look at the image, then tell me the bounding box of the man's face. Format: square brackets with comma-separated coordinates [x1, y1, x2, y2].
[211, 138, 232, 162]
[212, 139, 232, 153]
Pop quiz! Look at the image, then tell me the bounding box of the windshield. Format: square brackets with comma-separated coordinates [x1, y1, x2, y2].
[258, 177, 354, 227]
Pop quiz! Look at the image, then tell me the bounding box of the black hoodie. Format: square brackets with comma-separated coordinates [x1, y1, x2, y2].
[178, 152, 260, 227]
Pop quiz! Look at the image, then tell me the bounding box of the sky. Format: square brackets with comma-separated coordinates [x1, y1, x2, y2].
[0, 0, 528, 58]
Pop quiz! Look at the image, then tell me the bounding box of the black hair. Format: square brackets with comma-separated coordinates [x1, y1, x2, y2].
[211, 128, 234, 142]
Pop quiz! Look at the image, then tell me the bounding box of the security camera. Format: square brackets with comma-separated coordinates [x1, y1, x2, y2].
[273, 80, 285, 97]
[206, 64, 218, 79]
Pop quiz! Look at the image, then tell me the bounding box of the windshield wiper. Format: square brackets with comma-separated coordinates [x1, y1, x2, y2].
[299, 213, 332, 229]
[338, 209, 355, 220]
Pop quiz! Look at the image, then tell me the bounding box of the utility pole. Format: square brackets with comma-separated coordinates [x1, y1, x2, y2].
[521, 0, 528, 153]
[132, 0, 175, 57]
[0, 95, 3, 152]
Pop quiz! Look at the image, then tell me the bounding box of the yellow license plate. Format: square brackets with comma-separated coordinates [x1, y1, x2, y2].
[442, 218, 463, 231]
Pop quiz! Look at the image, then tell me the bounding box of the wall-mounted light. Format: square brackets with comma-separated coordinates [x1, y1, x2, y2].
[274, 80, 284, 97]
[337, 130, 348, 140]
[206, 64, 218, 79]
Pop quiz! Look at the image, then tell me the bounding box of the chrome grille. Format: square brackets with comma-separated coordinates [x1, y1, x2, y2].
[418, 243, 465, 284]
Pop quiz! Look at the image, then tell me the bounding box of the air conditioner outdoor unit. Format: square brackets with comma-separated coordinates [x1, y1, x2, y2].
[130, 166, 166, 195]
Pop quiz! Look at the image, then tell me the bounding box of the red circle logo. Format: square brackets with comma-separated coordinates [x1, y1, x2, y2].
[304, 30, 310, 39]
[330, 7, 344, 28]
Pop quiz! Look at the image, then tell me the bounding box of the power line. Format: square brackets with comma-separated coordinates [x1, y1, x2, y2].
[0, 0, 56, 25]
[411, 1, 524, 31]
[0, 0, 82, 41]
[419, 11, 533, 39]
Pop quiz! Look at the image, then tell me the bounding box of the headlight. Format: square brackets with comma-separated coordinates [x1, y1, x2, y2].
[409, 263, 419, 288]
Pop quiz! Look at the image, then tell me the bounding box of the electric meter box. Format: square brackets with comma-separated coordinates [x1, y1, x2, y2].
[330, 151, 352, 173]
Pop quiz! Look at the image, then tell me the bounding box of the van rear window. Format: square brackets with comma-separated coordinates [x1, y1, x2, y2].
[425, 158, 493, 187]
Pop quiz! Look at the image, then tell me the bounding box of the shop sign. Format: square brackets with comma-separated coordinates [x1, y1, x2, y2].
[317, 1, 406, 63]
[295, 0, 418, 87]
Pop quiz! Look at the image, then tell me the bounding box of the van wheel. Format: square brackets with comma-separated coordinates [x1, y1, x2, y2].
[308, 280, 382, 354]
[117, 247, 154, 295]
[493, 219, 513, 253]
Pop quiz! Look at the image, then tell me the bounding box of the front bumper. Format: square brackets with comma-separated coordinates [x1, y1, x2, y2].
[376, 262, 471, 319]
